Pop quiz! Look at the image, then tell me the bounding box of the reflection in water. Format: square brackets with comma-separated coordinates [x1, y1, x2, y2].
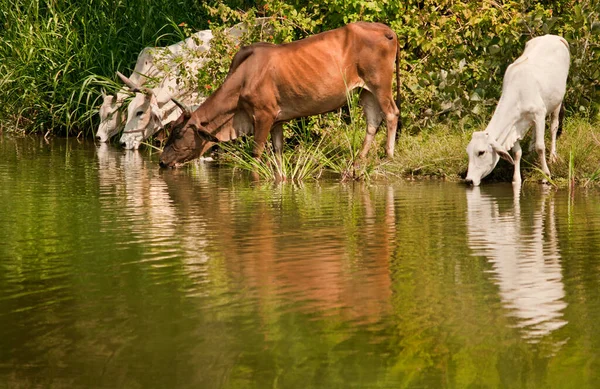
[7, 136, 600, 388]
[94, 144, 398, 385]
[96, 143, 178, 250]
[466, 185, 567, 341]
[158, 169, 397, 324]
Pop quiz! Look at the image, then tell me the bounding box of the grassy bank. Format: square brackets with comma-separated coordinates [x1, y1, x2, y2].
[390, 116, 600, 188]
[212, 116, 600, 188]
[1, 1, 599, 187]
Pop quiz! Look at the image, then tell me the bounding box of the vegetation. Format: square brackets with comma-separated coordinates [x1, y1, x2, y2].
[1, 0, 600, 184]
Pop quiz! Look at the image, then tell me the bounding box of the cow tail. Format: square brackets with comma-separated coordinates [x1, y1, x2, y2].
[557, 102, 565, 138]
[395, 39, 402, 135]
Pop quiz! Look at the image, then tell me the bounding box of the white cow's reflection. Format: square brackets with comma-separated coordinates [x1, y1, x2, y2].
[96, 143, 177, 243]
[466, 186, 566, 341]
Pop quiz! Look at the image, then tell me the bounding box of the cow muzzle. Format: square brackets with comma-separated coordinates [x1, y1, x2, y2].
[464, 177, 480, 186]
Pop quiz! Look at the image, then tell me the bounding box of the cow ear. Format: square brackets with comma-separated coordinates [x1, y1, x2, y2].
[490, 139, 515, 165]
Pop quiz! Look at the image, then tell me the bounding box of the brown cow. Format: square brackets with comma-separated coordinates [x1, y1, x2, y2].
[159, 22, 400, 168]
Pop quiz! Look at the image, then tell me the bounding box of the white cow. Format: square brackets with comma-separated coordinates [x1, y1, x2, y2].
[118, 19, 273, 150]
[94, 34, 203, 143]
[465, 35, 570, 186]
[96, 91, 128, 142]
[117, 29, 213, 149]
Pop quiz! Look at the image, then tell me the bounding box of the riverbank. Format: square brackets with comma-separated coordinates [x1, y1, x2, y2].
[3, 115, 598, 188]
[213, 115, 600, 188]
[385, 116, 600, 188]
[2, 2, 599, 139]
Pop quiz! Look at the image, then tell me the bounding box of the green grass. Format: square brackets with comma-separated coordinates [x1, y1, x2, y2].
[219, 137, 328, 182]
[541, 117, 600, 188]
[215, 115, 600, 187]
[387, 116, 600, 187]
[384, 124, 472, 180]
[0, 0, 214, 136]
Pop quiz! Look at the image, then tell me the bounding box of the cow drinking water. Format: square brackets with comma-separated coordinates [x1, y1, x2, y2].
[159, 22, 401, 168]
[465, 35, 570, 186]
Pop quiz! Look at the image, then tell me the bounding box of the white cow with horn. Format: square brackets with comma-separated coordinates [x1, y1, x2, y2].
[95, 30, 213, 143]
[116, 29, 214, 149]
[117, 18, 273, 150]
[465, 35, 570, 186]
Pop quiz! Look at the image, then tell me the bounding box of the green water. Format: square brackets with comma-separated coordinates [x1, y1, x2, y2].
[1, 135, 599, 388]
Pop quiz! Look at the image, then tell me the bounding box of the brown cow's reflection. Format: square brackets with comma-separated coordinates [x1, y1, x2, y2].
[159, 170, 396, 324]
[466, 185, 567, 342]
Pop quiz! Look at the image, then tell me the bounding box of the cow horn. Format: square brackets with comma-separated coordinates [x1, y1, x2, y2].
[171, 97, 192, 117]
[116, 71, 152, 95]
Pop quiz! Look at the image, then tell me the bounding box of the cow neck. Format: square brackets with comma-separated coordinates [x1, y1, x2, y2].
[195, 77, 240, 134]
[484, 94, 521, 151]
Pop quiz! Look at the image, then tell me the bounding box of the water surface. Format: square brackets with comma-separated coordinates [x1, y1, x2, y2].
[1, 135, 599, 388]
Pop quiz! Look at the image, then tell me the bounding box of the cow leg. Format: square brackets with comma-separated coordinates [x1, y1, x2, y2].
[371, 89, 399, 158]
[252, 115, 275, 159]
[529, 126, 536, 153]
[534, 112, 552, 179]
[271, 123, 285, 181]
[512, 140, 523, 186]
[360, 53, 399, 158]
[358, 90, 383, 159]
[549, 104, 561, 163]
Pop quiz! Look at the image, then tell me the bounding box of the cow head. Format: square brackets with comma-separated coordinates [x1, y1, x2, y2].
[159, 99, 216, 168]
[96, 91, 126, 142]
[119, 92, 166, 150]
[465, 131, 514, 186]
[116, 71, 165, 150]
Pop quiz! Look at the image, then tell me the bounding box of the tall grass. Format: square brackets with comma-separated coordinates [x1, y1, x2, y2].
[219, 136, 329, 182]
[536, 117, 600, 187]
[0, 0, 214, 135]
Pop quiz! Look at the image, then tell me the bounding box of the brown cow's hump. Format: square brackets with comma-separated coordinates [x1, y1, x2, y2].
[348, 21, 395, 39]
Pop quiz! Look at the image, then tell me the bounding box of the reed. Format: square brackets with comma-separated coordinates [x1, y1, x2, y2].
[0, 0, 212, 135]
[218, 135, 328, 182]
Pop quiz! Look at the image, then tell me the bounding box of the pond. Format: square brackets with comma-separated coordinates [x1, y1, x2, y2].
[1, 135, 599, 388]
